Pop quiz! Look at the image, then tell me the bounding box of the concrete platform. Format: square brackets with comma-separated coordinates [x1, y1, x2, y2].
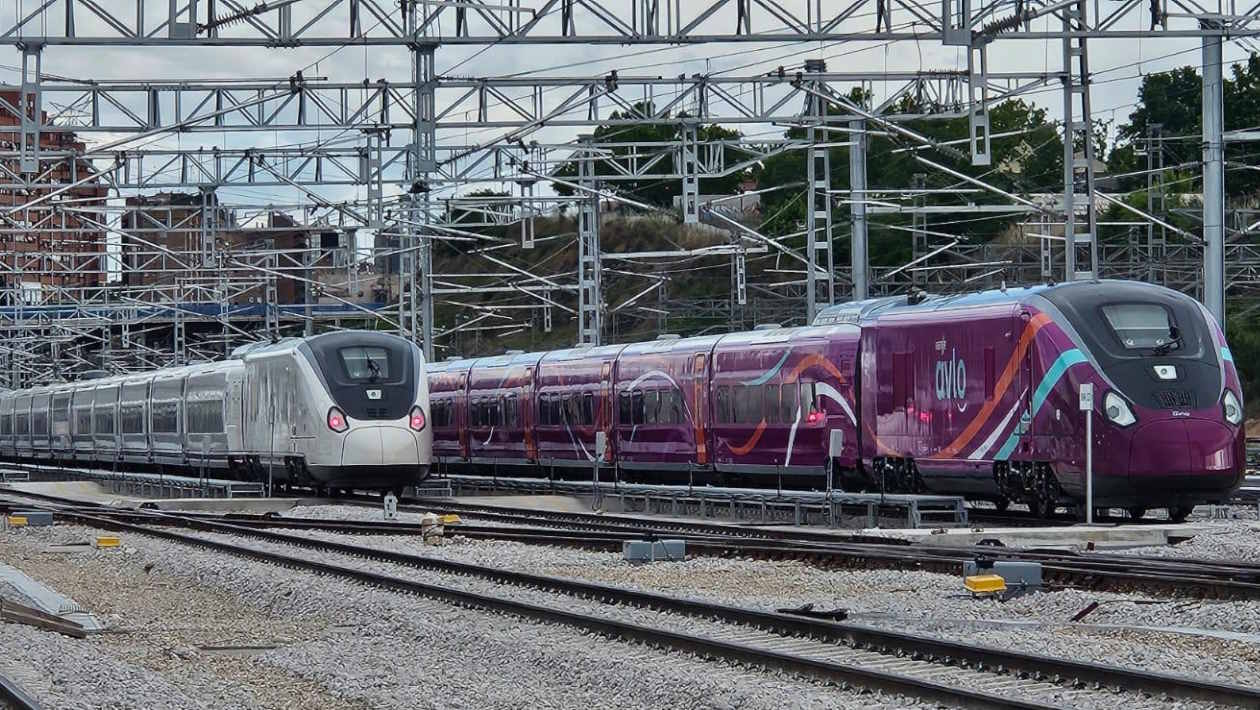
[0, 481, 310, 514]
[0, 481, 148, 507]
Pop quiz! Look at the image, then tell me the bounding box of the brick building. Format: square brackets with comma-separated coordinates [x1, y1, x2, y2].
[0, 89, 108, 303]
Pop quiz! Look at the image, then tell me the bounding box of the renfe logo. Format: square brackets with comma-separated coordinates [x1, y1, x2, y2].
[935, 347, 967, 410]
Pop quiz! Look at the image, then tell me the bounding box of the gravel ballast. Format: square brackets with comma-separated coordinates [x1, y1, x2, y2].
[265, 527, 1260, 692]
[0, 522, 925, 710]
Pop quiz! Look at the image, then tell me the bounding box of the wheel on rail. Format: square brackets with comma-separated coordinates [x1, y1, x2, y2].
[1167, 504, 1195, 523]
[1031, 495, 1055, 519]
[1127, 506, 1147, 521]
[1071, 504, 1103, 523]
[993, 497, 1010, 513]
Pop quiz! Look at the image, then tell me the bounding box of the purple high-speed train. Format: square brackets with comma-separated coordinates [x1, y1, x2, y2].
[427, 280, 1245, 520]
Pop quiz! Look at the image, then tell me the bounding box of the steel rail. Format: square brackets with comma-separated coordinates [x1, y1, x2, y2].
[6, 489, 1260, 598]
[48, 509, 1053, 710]
[24, 502, 1260, 707]
[122, 510, 1260, 706]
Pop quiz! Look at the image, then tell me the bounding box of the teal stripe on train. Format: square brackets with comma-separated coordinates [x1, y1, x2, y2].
[741, 349, 791, 386]
[994, 349, 1088, 461]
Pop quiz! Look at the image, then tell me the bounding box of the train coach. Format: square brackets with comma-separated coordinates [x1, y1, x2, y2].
[429, 280, 1245, 520]
[0, 330, 432, 494]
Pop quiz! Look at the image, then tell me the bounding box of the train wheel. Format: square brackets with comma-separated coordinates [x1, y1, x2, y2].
[993, 497, 1010, 513]
[1031, 493, 1055, 519]
[1127, 507, 1147, 521]
[1167, 504, 1195, 523]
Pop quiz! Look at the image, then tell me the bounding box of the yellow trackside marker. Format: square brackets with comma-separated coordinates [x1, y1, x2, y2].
[439, 514, 462, 525]
[6, 516, 27, 527]
[964, 574, 1007, 596]
[92, 536, 121, 549]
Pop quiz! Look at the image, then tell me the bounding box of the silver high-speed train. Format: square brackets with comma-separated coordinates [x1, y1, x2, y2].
[0, 331, 432, 493]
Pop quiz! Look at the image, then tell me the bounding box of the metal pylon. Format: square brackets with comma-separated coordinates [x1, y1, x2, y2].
[1061, 0, 1098, 281]
[577, 138, 602, 345]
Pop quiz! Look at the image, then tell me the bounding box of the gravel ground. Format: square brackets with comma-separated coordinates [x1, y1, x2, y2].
[0, 524, 929, 710]
[1111, 524, 1260, 561]
[162, 527, 1211, 709]
[267, 528, 1260, 692]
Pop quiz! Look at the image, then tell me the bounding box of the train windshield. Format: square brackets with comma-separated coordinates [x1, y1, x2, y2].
[1101, 303, 1175, 350]
[340, 346, 391, 381]
[303, 333, 417, 420]
[1041, 281, 1218, 411]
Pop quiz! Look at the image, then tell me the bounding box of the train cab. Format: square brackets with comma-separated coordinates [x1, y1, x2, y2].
[1035, 280, 1245, 515]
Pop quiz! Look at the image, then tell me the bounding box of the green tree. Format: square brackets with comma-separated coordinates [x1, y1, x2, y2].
[550, 102, 747, 208]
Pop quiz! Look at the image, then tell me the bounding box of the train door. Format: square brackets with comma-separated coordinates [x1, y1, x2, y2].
[692, 353, 708, 466]
[457, 373, 470, 459]
[523, 367, 538, 462]
[599, 362, 613, 462]
[1016, 309, 1034, 451]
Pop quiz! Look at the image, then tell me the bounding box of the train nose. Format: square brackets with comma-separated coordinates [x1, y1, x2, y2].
[1127, 418, 1241, 490]
[341, 426, 420, 465]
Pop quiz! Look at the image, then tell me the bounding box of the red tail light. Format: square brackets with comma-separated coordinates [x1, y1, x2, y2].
[806, 411, 823, 424]
[409, 405, 426, 432]
[327, 406, 349, 432]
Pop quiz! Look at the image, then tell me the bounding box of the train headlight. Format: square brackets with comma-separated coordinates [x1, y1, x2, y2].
[409, 405, 426, 432]
[1223, 390, 1243, 426]
[327, 406, 349, 433]
[1103, 392, 1136, 427]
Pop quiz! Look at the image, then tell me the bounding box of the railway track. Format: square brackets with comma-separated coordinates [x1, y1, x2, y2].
[9, 498, 1259, 708]
[5, 488, 1260, 600]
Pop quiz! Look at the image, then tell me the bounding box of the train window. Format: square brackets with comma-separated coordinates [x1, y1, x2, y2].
[338, 346, 391, 380]
[631, 390, 644, 425]
[582, 392, 593, 426]
[188, 399, 224, 434]
[800, 381, 818, 415]
[714, 386, 731, 424]
[14, 412, 28, 435]
[1101, 303, 1174, 349]
[31, 410, 47, 436]
[734, 386, 762, 424]
[152, 400, 180, 434]
[644, 390, 659, 425]
[892, 352, 907, 413]
[121, 405, 145, 434]
[618, 391, 631, 425]
[75, 406, 92, 435]
[779, 384, 796, 422]
[658, 391, 678, 425]
[490, 397, 501, 427]
[94, 406, 115, 435]
[0, 413, 9, 435]
[52, 396, 69, 423]
[763, 385, 779, 424]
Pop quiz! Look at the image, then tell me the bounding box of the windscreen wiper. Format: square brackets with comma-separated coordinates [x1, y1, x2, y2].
[1151, 326, 1182, 356]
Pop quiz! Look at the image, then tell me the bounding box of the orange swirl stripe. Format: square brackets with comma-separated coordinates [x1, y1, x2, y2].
[932, 312, 1052, 459]
[729, 352, 844, 457]
[729, 419, 768, 455]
